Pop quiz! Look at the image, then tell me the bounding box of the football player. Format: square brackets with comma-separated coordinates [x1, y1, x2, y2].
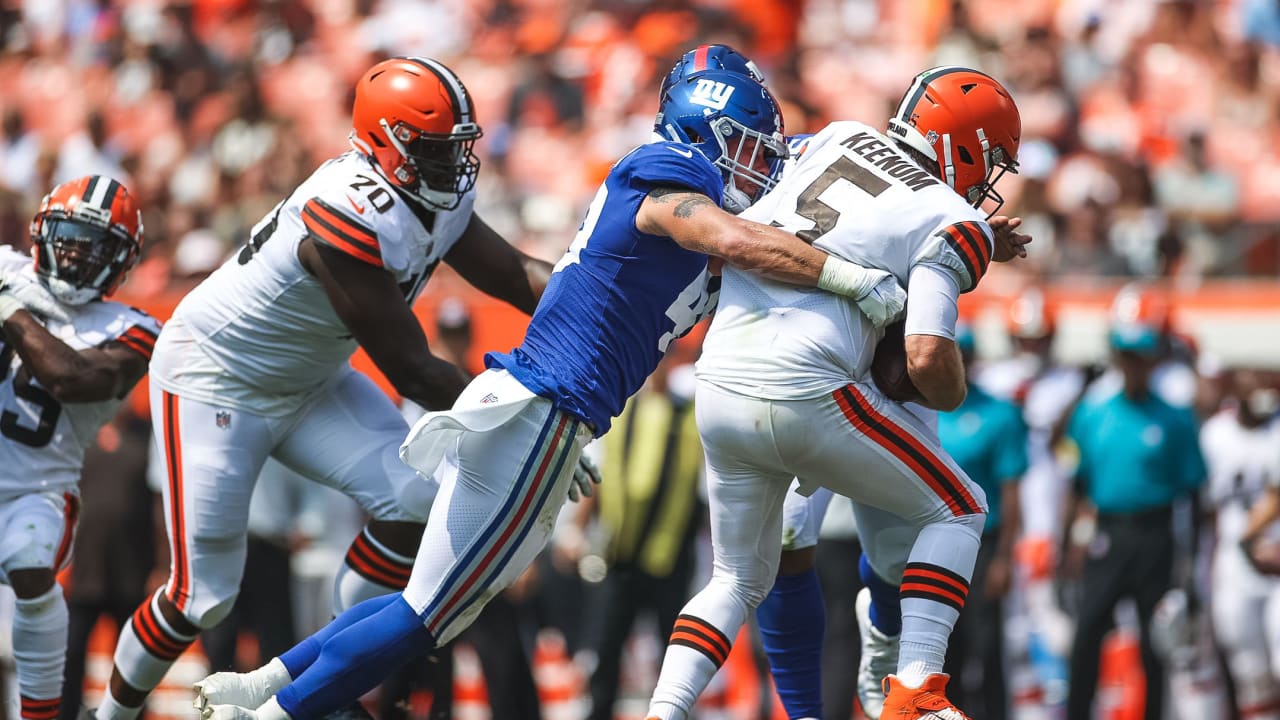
[193, 67, 906, 719]
[92, 57, 560, 719]
[646, 66, 1028, 720]
[1203, 369, 1280, 718]
[0, 175, 157, 720]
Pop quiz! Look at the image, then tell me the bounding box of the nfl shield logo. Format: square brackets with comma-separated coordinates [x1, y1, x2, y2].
[215, 411, 231, 430]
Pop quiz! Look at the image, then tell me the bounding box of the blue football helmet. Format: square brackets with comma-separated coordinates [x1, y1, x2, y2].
[659, 43, 765, 100]
[655, 69, 787, 213]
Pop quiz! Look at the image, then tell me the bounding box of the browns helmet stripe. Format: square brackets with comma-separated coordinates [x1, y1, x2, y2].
[406, 56, 473, 127]
[896, 66, 976, 122]
[83, 175, 102, 204]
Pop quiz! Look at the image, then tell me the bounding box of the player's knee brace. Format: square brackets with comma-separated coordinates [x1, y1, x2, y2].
[13, 585, 68, 701]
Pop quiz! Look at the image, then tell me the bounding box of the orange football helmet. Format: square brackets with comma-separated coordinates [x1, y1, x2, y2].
[28, 175, 143, 305]
[350, 57, 482, 211]
[1007, 287, 1055, 340]
[888, 66, 1021, 215]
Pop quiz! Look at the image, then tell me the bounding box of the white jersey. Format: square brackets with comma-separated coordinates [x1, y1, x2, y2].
[698, 121, 994, 400]
[152, 151, 472, 415]
[1201, 410, 1280, 550]
[0, 247, 159, 501]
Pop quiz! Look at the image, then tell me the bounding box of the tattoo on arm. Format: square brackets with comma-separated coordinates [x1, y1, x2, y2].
[673, 195, 715, 218]
[647, 186, 717, 217]
[641, 186, 720, 236]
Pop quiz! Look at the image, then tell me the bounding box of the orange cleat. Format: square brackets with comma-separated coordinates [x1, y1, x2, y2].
[879, 673, 971, 720]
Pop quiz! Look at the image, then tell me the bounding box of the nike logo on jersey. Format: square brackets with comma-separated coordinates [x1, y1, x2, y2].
[346, 195, 366, 214]
[668, 147, 694, 159]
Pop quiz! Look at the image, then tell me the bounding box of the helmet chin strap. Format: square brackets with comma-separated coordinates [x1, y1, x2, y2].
[43, 277, 97, 306]
[722, 183, 751, 215]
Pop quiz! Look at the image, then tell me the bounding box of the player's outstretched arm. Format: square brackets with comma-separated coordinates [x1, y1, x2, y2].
[299, 237, 469, 410]
[445, 213, 553, 315]
[636, 187, 896, 302]
[901, 265, 967, 411]
[1, 312, 148, 402]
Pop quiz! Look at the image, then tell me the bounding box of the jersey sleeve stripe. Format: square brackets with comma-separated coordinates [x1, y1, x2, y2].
[302, 201, 383, 268]
[115, 334, 154, 360]
[938, 227, 979, 290]
[968, 221, 993, 266]
[954, 221, 991, 273]
[122, 325, 157, 347]
[309, 198, 379, 249]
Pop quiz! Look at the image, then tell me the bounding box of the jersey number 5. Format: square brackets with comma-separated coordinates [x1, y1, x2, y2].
[795, 156, 888, 244]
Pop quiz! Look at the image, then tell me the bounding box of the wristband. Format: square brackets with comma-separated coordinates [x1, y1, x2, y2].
[817, 256, 873, 299]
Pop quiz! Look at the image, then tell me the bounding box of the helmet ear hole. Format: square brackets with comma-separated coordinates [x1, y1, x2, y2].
[957, 146, 975, 165]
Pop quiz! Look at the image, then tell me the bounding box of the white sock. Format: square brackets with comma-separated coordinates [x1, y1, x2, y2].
[249, 657, 292, 695]
[645, 701, 688, 720]
[13, 586, 67, 705]
[93, 690, 141, 720]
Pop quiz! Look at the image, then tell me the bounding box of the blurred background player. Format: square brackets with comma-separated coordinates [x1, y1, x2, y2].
[96, 56, 556, 719]
[1205, 368, 1280, 718]
[938, 323, 1027, 720]
[0, 175, 157, 720]
[1061, 293, 1208, 720]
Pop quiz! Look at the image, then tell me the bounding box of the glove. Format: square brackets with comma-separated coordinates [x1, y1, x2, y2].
[0, 274, 69, 324]
[853, 271, 908, 329]
[816, 257, 907, 329]
[568, 451, 601, 503]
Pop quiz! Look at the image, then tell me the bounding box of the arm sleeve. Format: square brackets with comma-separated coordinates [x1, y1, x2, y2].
[904, 263, 960, 340]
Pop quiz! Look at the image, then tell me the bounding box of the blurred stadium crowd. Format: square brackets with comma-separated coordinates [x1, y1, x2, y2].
[1, 0, 1279, 287]
[0, 0, 1278, 719]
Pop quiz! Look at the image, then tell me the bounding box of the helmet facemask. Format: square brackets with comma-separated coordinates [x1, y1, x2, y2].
[35, 215, 139, 305]
[379, 118, 482, 211]
[706, 116, 788, 214]
[962, 141, 1018, 217]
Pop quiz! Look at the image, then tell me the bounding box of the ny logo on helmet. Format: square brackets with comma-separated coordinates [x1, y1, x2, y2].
[689, 79, 735, 111]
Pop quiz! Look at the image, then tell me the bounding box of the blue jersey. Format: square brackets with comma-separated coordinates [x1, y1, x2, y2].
[486, 142, 724, 435]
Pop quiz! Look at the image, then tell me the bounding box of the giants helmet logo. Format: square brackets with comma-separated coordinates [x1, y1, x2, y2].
[689, 79, 735, 111]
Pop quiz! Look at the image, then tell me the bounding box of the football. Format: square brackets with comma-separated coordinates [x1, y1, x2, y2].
[870, 320, 924, 403]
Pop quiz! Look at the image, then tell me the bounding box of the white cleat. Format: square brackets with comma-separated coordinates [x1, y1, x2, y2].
[195, 658, 292, 714]
[206, 705, 259, 720]
[856, 587, 901, 720]
[194, 673, 270, 714]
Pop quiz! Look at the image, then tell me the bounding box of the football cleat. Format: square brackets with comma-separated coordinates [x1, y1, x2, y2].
[880, 673, 971, 720]
[194, 674, 275, 714]
[206, 706, 260, 720]
[856, 587, 900, 719]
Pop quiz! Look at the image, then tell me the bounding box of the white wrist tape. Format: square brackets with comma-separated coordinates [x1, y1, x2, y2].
[817, 256, 875, 299]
